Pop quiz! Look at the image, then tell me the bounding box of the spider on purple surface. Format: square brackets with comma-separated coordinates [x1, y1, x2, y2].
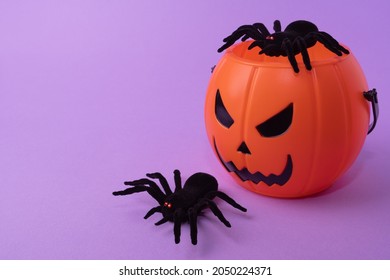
[113, 170, 247, 245]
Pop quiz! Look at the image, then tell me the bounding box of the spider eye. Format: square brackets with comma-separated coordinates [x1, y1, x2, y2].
[266, 36, 274, 40]
[256, 103, 293, 137]
[164, 202, 172, 209]
[215, 89, 234, 128]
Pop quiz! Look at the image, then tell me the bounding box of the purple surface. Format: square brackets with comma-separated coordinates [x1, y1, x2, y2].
[0, 0, 389, 260]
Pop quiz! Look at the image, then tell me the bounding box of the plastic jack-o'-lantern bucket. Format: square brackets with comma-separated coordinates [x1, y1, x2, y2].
[204, 21, 378, 198]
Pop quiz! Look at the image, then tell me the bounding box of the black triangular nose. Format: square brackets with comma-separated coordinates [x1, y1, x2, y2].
[237, 141, 251, 154]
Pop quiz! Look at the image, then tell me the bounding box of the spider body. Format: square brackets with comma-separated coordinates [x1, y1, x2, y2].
[259, 21, 318, 57]
[160, 173, 218, 221]
[113, 170, 246, 245]
[217, 20, 349, 73]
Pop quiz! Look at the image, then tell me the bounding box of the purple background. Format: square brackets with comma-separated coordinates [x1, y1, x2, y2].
[0, 0, 389, 260]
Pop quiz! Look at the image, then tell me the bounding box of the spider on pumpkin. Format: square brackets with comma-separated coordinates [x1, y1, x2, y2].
[113, 170, 247, 245]
[217, 20, 350, 73]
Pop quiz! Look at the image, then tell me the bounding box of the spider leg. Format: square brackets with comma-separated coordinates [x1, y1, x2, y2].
[248, 40, 264, 50]
[309, 33, 341, 56]
[282, 38, 300, 73]
[218, 26, 265, 53]
[112, 185, 165, 205]
[173, 209, 184, 244]
[273, 20, 282, 32]
[187, 198, 231, 245]
[232, 24, 265, 39]
[174, 169, 182, 191]
[306, 32, 348, 57]
[205, 199, 231, 227]
[118, 178, 166, 204]
[188, 208, 198, 245]
[242, 23, 270, 40]
[253, 22, 271, 36]
[144, 206, 162, 219]
[294, 37, 312, 70]
[241, 34, 251, 41]
[207, 191, 247, 212]
[238, 26, 265, 40]
[155, 216, 169, 226]
[222, 25, 253, 40]
[318, 31, 349, 54]
[217, 42, 231, 53]
[258, 43, 279, 56]
[146, 172, 172, 195]
[218, 30, 249, 52]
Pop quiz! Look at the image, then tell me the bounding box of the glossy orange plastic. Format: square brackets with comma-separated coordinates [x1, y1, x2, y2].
[204, 41, 370, 198]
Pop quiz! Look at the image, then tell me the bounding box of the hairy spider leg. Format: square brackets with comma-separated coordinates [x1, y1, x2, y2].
[226, 24, 264, 41]
[255, 41, 278, 55]
[281, 38, 300, 73]
[146, 172, 173, 195]
[188, 208, 198, 245]
[187, 197, 233, 245]
[273, 20, 282, 32]
[306, 32, 346, 57]
[207, 191, 247, 212]
[220, 28, 247, 46]
[318, 31, 349, 54]
[241, 23, 270, 41]
[203, 199, 231, 227]
[155, 216, 169, 226]
[174, 169, 182, 191]
[294, 37, 312, 70]
[253, 22, 271, 36]
[218, 25, 265, 53]
[113, 184, 165, 205]
[144, 206, 162, 219]
[173, 209, 185, 244]
[248, 40, 265, 51]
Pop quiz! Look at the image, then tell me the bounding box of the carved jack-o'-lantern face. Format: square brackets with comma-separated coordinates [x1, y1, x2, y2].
[213, 88, 293, 186]
[204, 42, 372, 198]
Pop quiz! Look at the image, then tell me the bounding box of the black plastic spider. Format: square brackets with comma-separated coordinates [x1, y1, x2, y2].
[113, 170, 247, 245]
[218, 20, 350, 73]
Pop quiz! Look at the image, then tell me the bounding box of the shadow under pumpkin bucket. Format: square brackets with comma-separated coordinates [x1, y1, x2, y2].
[204, 21, 378, 198]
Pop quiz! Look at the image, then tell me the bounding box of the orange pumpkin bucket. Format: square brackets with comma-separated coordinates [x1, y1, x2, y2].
[204, 20, 378, 198]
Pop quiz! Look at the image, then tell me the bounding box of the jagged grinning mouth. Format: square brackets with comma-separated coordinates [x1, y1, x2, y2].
[213, 138, 293, 186]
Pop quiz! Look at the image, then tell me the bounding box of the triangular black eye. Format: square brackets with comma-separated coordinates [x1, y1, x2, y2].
[256, 103, 293, 137]
[215, 89, 234, 128]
